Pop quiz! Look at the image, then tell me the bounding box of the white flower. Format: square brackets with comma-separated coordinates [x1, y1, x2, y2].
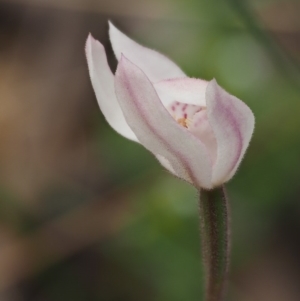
[85, 22, 255, 189]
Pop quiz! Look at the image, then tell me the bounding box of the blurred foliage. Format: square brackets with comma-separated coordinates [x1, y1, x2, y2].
[0, 0, 300, 300]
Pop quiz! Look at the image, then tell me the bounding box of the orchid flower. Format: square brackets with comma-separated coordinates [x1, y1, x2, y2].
[85, 22, 255, 190]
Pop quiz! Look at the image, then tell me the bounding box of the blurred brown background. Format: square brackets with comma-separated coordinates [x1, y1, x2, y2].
[0, 0, 300, 300]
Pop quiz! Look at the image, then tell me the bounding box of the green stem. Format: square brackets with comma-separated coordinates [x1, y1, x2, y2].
[198, 186, 231, 301]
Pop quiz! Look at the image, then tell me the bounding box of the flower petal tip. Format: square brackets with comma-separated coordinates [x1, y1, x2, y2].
[85, 33, 92, 53]
[108, 20, 116, 31]
[108, 22, 125, 43]
[207, 78, 218, 90]
[85, 34, 104, 56]
[85, 33, 96, 48]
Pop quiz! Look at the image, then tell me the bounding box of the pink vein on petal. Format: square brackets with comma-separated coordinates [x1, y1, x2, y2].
[116, 56, 209, 187]
[207, 79, 246, 185]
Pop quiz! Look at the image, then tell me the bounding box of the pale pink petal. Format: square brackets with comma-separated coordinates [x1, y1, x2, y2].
[85, 34, 137, 141]
[188, 110, 218, 165]
[114, 56, 212, 189]
[109, 22, 186, 82]
[154, 78, 208, 107]
[206, 79, 255, 186]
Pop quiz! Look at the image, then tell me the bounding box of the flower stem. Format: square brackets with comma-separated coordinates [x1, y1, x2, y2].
[198, 186, 231, 301]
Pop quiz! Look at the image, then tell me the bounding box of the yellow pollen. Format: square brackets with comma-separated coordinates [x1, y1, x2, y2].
[177, 118, 191, 128]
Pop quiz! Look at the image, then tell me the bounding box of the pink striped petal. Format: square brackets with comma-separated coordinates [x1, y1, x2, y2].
[154, 78, 208, 107]
[85, 34, 137, 141]
[189, 110, 218, 165]
[109, 22, 186, 82]
[206, 80, 255, 186]
[114, 56, 212, 189]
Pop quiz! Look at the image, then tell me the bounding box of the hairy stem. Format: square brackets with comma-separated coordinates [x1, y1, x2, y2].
[198, 186, 231, 301]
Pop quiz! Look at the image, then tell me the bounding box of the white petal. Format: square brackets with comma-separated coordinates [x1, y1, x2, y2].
[85, 34, 137, 141]
[206, 79, 255, 186]
[154, 78, 209, 107]
[114, 56, 212, 189]
[109, 22, 186, 82]
[188, 110, 217, 165]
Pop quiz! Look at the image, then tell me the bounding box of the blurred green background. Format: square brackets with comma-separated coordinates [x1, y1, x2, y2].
[0, 0, 299, 300]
